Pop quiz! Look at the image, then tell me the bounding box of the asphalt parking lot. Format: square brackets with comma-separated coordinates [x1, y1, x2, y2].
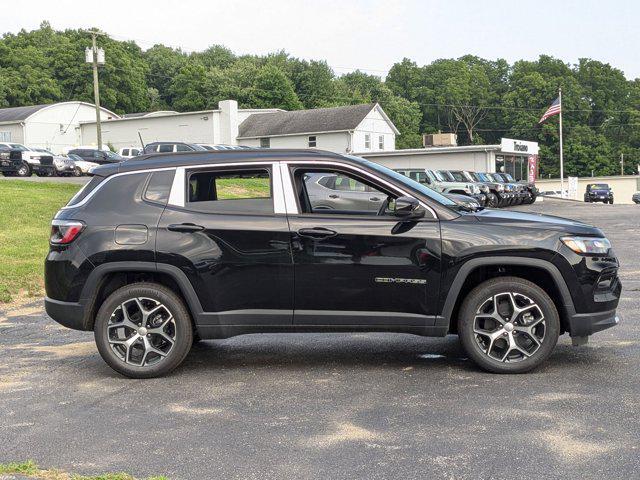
[1, 199, 639, 479]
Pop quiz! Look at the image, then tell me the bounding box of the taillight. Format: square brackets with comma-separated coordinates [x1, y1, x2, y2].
[50, 220, 84, 245]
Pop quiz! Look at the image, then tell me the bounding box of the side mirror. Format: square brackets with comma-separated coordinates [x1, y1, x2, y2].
[393, 196, 425, 219]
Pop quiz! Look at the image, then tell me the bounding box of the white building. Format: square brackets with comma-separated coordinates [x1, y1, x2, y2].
[80, 100, 281, 151]
[0, 102, 117, 153]
[359, 138, 540, 181]
[238, 103, 398, 153]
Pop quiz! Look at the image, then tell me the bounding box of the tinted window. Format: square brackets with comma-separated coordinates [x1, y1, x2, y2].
[122, 149, 130, 156]
[66, 175, 105, 207]
[449, 171, 467, 182]
[144, 170, 176, 204]
[159, 144, 174, 153]
[187, 168, 273, 214]
[176, 144, 192, 152]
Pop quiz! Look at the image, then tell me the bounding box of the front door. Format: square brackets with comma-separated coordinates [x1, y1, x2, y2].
[156, 164, 293, 326]
[286, 164, 441, 327]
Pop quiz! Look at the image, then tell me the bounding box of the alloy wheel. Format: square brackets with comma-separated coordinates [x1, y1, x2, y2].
[473, 292, 545, 362]
[107, 297, 176, 367]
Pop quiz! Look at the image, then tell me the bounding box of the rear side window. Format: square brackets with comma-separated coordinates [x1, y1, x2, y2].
[187, 168, 272, 214]
[66, 175, 105, 207]
[144, 170, 176, 205]
[158, 144, 174, 153]
[175, 144, 192, 152]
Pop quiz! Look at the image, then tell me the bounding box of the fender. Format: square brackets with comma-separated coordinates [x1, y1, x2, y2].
[79, 261, 206, 324]
[440, 256, 576, 327]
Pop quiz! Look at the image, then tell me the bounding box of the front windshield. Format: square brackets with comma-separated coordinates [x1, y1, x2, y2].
[449, 171, 467, 182]
[436, 170, 454, 182]
[589, 184, 609, 189]
[463, 171, 477, 182]
[503, 173, 515, 182]
[105, 151, 123, 160]
[10, 144, 27, 151]
[486, 173, 503, 183]
[345, 156, 456, 207]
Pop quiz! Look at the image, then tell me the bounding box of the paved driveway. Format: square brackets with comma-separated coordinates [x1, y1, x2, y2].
[1, 200, 638, 479]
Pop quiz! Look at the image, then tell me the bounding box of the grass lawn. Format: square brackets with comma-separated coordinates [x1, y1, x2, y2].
[0, 180, 81, 302]
[0, 460, 167, 479]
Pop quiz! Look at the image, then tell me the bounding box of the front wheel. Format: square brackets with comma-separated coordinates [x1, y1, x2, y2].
[72, 167, 82, 177]
[458, 277, 560, 374]
[94, 282, 193, 378]
[16, 163, 31, 177]
[486, 193, 499, 208]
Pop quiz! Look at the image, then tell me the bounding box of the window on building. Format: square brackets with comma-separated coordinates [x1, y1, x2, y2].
[260, 138, 270, 148]
[0, 132, 11, 142]
[308, 136, 317, 148]
[364, 134, 371, 149]
[187, 168, 273, 214]
[378, 135, 384, 150]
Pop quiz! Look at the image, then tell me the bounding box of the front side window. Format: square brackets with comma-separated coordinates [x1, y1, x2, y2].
[260, 138, 270, 148]
[308, 136, 317, 148]
[187, 168, 273, 214]
[159, 144, 174, 153]
[294, 168, 392, 215]
[122, 149, 130, 156]
[176, 144, 192, 152]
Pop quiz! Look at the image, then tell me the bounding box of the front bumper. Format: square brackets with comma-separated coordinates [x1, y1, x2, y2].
[0, 160, 22, 172]
[473, 193, 487, 206]
[567, 308, 620, 338]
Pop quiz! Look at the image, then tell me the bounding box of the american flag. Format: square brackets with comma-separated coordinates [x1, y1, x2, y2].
[539, 97, 561, 123]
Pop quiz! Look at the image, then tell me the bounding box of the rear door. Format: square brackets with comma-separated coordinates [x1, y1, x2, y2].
[156, 162, 294, 327]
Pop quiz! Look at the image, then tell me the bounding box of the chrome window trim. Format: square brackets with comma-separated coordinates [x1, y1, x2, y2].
[280, 160, 438, 219]
[60, 167, 175, 210]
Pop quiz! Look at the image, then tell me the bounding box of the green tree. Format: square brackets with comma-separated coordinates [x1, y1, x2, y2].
[252, 64, 302, 110]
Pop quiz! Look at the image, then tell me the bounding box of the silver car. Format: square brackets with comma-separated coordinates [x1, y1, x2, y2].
[303, 172, 387, 213]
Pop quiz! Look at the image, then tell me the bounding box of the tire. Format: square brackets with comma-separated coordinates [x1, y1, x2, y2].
[16, 163, 30, 177]
[458, 276, 560, 374]
[486, 193, 499, 208]
[72, 167, 82, 177]
[94, 282, 193, 378]
[609, 199, 614, 205]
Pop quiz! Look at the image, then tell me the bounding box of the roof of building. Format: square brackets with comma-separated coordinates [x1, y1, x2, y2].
[0, 104, 51, 123]
[0, 101, 119, 124]
[238, 103, 396, 138]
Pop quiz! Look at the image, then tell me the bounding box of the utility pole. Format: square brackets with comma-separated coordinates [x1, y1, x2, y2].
[620, 153, 624, 176]
[85, 30, 106, 149]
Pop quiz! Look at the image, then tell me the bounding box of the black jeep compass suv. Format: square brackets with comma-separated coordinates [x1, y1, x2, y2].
[45, 149, 621, 378]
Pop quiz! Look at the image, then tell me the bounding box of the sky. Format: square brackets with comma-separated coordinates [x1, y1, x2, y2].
[2, 0, 639, 79]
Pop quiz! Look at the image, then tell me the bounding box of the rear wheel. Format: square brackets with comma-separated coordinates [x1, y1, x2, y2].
[94, 282, 193, 378]
[72, 167, 82, 177]
[458, 277, 560, 373]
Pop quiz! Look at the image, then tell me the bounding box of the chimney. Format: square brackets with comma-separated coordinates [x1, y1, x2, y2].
[219, 100, 239, 145]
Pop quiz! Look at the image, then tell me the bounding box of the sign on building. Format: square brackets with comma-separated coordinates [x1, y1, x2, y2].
[528, 155, 538, 183]
[500, 138, 540, 155]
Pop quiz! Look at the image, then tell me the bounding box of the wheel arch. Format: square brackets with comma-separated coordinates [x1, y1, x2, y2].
[441, 257, 575, 334]
[79, 262, 203, 330]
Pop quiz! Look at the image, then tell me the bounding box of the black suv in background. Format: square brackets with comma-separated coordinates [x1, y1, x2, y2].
[45, 149, 621, 378]
[143, 142, 207, 154]
[584, 183, 614, 204]
[67, 148, 124, 165]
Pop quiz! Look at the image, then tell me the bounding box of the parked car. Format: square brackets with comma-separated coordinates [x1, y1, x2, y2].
[633, 192, 640, 204]
[584, 183, 614, 204]
[465, 172, 510, 208]
[30, 149, 76, 177]
[394, 168, 486, 206]
[0, 142, 53, 176]
[67, 154, 99, 176]
[143, 142, 207, 154]
[197, 144, 253, 151]
[45, 149, 621, 378]
[67, 148, 124, 165]
[118, 147, 142, 158]
[435, 170, 487, 206]
[0, 145, 28, 176]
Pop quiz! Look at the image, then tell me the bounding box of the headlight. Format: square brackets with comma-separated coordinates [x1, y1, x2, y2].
[32, 155, 42, 160]
[0, 152, 9, 160]
[469, 184, 480, 194]
[480, 185, 490, 193]
[496, 184, 504, 192]
[561, 236, 611, 255]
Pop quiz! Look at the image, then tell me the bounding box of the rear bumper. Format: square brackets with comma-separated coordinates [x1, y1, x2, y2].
[44, 297, 89, 331]
[567, 308, 620, 337]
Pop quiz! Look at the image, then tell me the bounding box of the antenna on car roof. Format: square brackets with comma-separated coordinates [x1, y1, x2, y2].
[137, 131, 145, 150]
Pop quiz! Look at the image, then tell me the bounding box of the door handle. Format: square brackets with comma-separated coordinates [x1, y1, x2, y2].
[167, 223, 205, 233]
[369, 197, 381, 202]
[328, 194, 339, 199]
[297, 227, 337, 239]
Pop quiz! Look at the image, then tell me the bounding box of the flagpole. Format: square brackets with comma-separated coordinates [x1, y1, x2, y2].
[558, 87, 564, 198]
